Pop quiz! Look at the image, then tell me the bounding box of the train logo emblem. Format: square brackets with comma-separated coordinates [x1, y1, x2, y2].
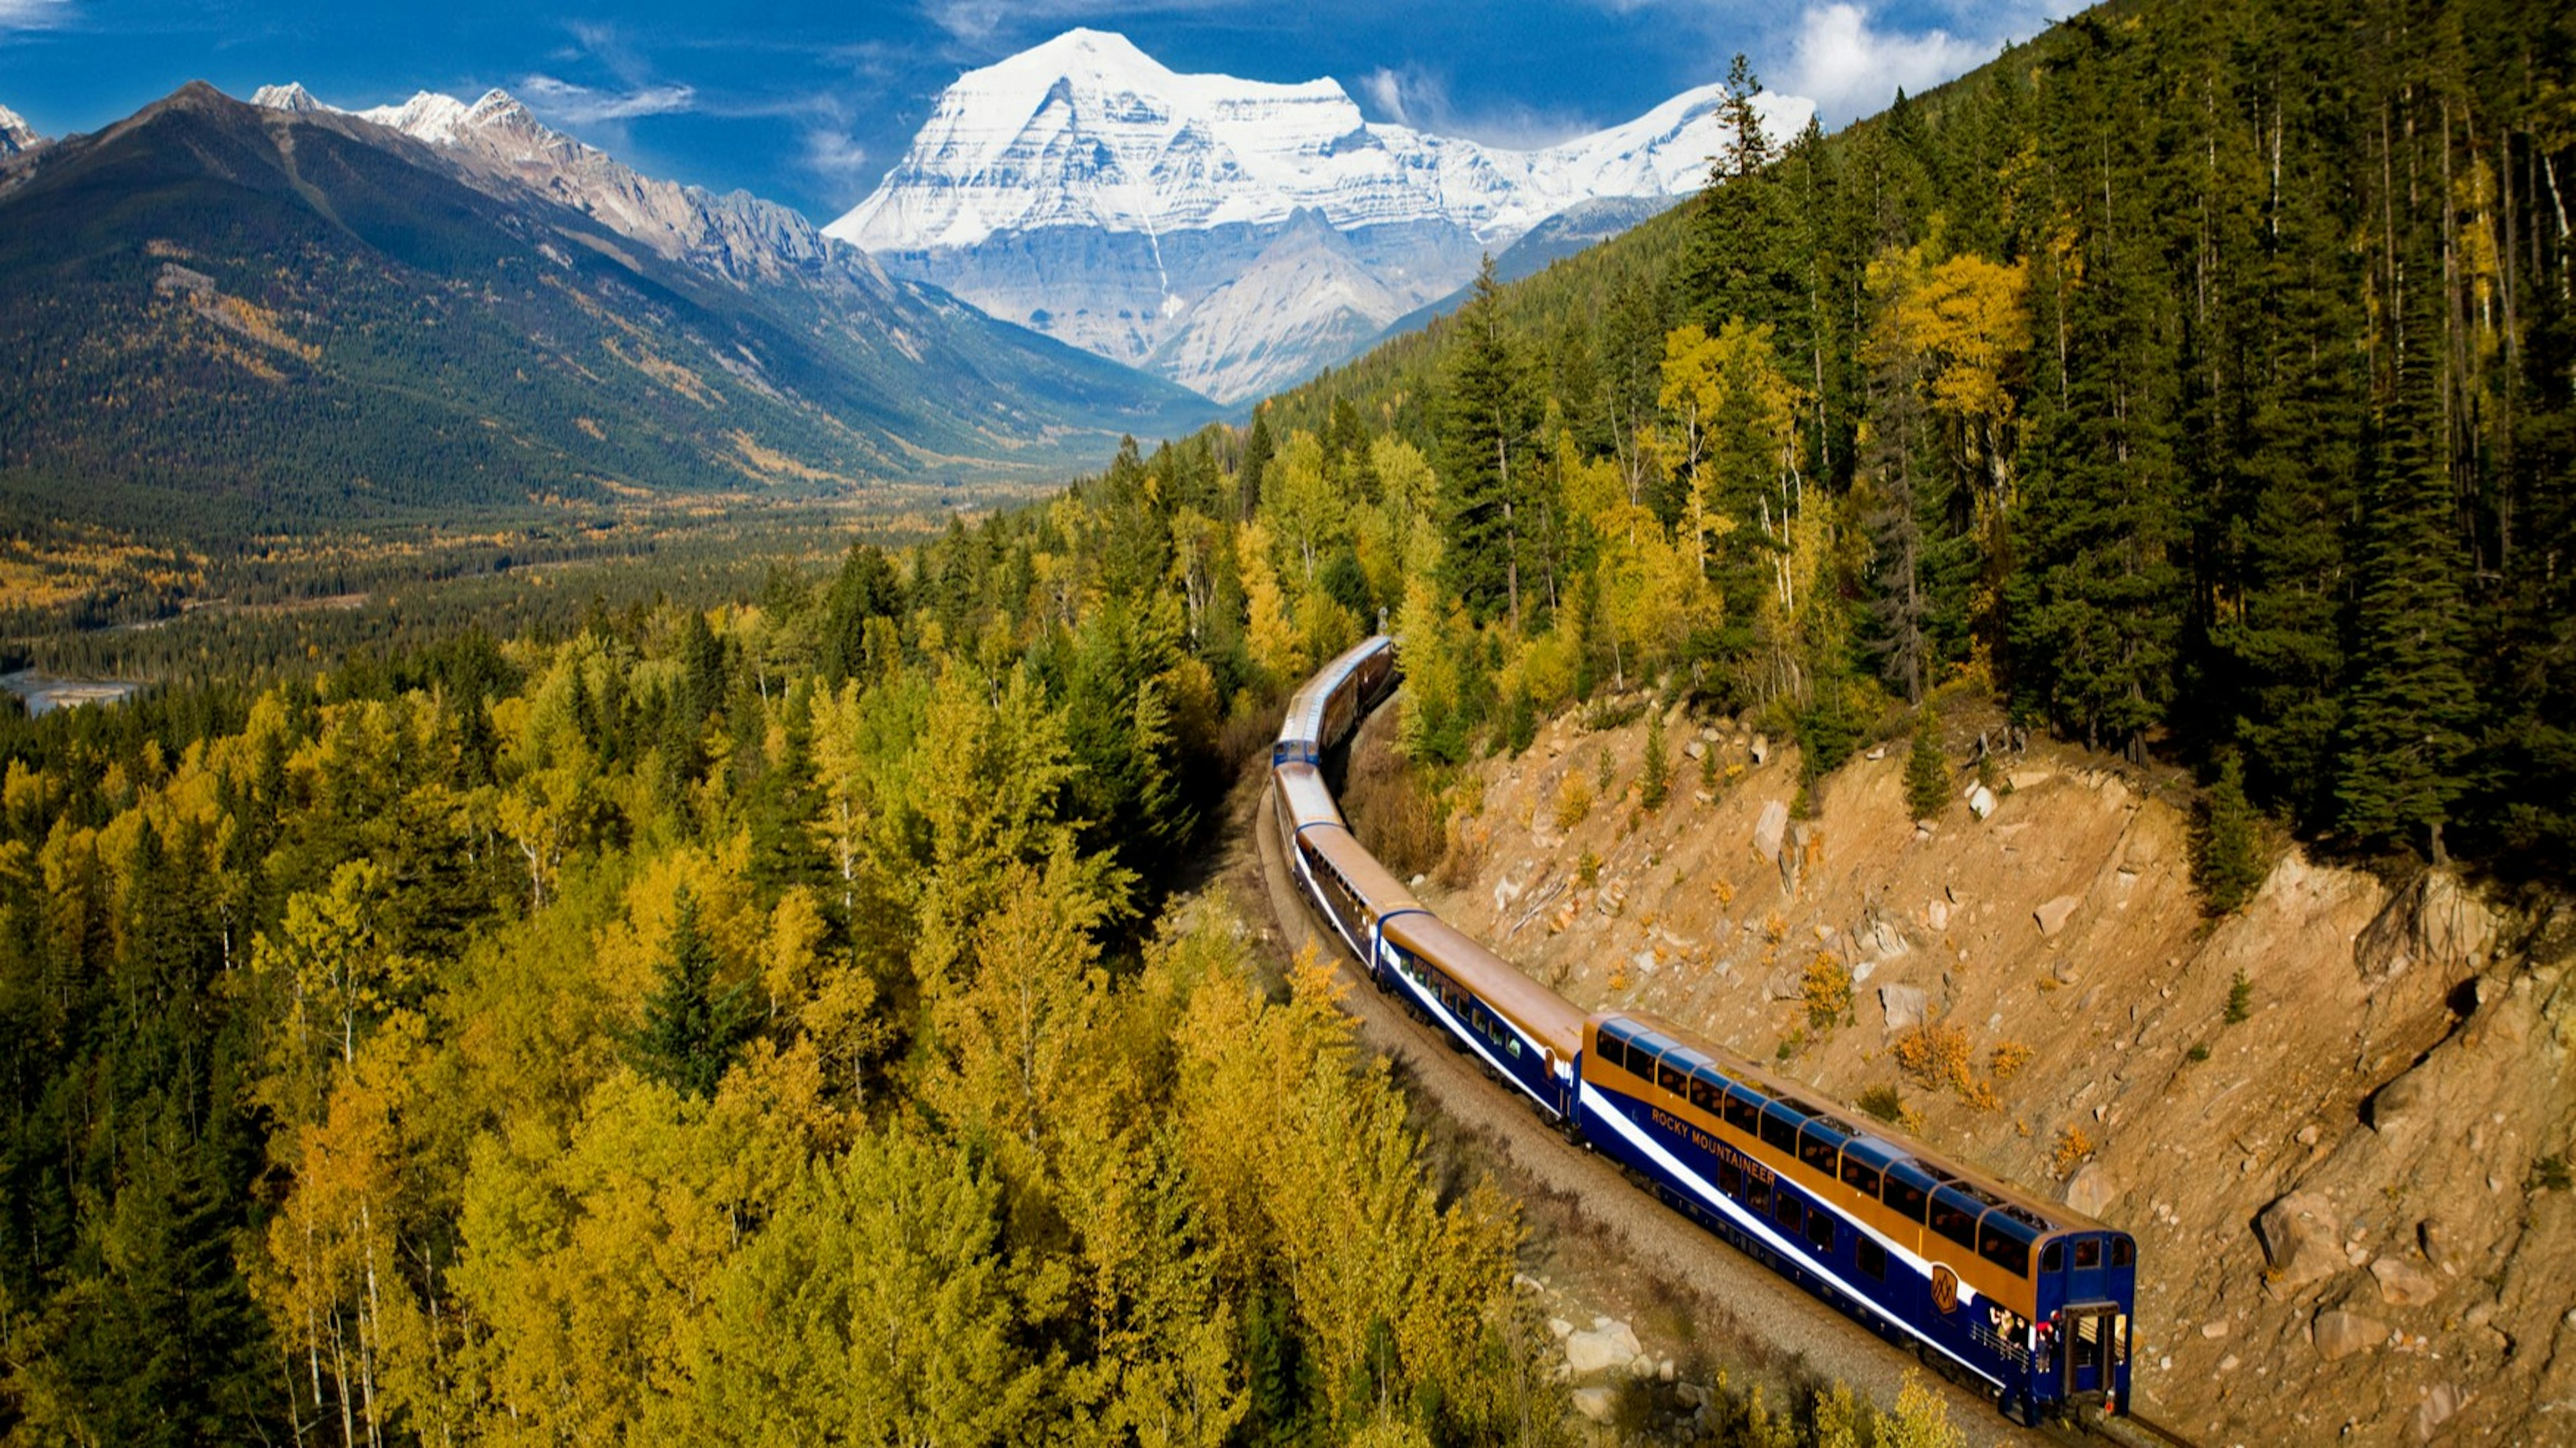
[1931, 1265, 1960, 1315]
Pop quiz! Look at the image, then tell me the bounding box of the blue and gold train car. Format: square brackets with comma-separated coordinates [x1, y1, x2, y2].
[1577, 1013, 2136, 1421]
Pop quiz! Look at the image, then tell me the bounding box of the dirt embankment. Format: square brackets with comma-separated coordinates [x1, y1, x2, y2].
[1356, 696, 2576, 1447]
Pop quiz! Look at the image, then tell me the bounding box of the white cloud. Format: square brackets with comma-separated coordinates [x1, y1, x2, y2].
[1780, 2, 2001, 122]
[802, 127, 869, 176]
[517, 74, 696, 125]
[0, 0, 71, 32]
[1352, 62, 1592, 150]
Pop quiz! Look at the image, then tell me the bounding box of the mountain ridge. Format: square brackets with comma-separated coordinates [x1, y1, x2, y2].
[827, 28, 1808, 402]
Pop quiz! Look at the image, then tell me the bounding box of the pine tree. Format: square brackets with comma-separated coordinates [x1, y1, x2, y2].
[1238, 408, 1276, 524]
[631, 886, 754, 1099]
[1904, 700, 1949, 822]
[1640, 708, 1671, 810]
[1439, 258, 1536, 629]
[2192, 752, 2265, 913]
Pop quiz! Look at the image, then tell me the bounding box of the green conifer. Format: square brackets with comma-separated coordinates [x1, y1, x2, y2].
[1904, 702, 1949, 822]
[632, 886, 755, 1099]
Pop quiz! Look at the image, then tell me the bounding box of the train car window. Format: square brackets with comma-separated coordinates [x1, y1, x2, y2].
[2041, 1241, 2065, 1274]
[1979, 1223, 2031, 1277]
[1597, 1035, 1630, 1075]
[1929, 1192, 1980, 1252]
[1806, 1211, 1835, 1255]
[1882, 1163, 1935, 1223]
[1774, 1193, 1802, 1234]
[1747, 1178, 1771, 1213]
[1724, 1088, 1763, 1135]
[1797, 1121, 1842, 1175]
[1759, 1106, 1800, 1154]
[1717, 1161, 1742, 1196]
[1656, 1058, 1687, 1095]
[2074, 1239, 2102, 1270]
[1858, 1237, 1887, 1281]
[1507, 1037, 1523, 1060]
[1839, 1158, 1882, 1197]
[2111, 1237, 2135, 1268]
[1688, 1072, 1724, 1115]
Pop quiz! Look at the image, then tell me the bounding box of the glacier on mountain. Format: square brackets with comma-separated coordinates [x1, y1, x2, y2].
[828, 29, 1811, 402]
[0, 102, 44, 159]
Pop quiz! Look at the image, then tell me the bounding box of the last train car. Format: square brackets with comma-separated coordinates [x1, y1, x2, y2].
[1272, 635, 1398, 767]
[1577, 1013, 2135, 1423]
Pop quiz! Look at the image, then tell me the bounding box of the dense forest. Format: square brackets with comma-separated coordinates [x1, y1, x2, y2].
[1275, 0, 2576, 881]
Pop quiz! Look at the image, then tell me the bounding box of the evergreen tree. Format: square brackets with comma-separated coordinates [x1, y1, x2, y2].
[631, 887, 755, 1099]
[2193, 752, 2265, 914]
[1438, 259, 1538, 629]
[1238, 408, 1277, 524]
[1904, 701, 1949, 822]
[1640, 707, 1671, 810]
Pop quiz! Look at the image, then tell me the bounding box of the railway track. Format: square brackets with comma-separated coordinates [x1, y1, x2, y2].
[1246, 762, 2204, 1448]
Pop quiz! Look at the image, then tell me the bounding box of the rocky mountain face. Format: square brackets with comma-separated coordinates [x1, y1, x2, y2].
[0, 81, 1212, 535]
[0, 103, 43, 158]
[1370, 700, 2575, 1445]
[829, 29, 1809, 402]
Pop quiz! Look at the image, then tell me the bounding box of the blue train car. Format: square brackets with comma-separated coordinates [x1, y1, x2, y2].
[1374, 910, 1586, 1122]
[1576, 1014, 2136, 1422]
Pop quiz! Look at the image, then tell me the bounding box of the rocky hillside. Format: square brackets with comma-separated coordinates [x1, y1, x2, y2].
[1356, 694, 2575, 1445]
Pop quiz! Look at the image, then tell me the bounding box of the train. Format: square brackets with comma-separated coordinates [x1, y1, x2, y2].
[1269, 635, 2137, 1427]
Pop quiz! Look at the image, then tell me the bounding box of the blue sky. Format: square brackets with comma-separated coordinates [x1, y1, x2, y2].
[0, 0, 2054, 223]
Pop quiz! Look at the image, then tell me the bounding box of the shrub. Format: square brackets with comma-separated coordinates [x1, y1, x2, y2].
[1699, 731, 1721, 793]
[1892, 1023, 1972, 1093]
[1575, 847, 1601, 887]
[1857, 1084, 1905, 1123]
[2049, 1125, 2095, 1179]
[1803, 953, 1853, 1033]
[2186, 1041, 2212, 1063]
[1904, 701, 1949, 822]
[1552, 771, 1592, 831]
[1594, 746, 1616, 795]
[1989, 1040, 2033, 1082]
[2532, 1155, 2572, 1192]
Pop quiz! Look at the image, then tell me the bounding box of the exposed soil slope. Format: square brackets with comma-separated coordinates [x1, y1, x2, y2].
[1356, 695, 2575, 1447]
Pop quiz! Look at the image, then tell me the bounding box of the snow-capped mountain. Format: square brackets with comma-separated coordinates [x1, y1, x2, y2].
[0, 103, 44, 159]
[828, 29, 1810, 402]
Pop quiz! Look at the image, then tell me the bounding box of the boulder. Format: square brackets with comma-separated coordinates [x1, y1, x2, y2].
[2371, 1256, 2445, 1308]
[2357, 869, 2501, 984]
[1752, 799, 1789, 863]
[1571, 1386, 1618, 1423]
[2367, 1072, 2423, 1133]
[1750, 732, 1772, 765]
[2062, 1163, 2121, 1218]
[2035, 895, 2082, 938]
[2313, 1308, 2387, 1361]
[1684, 738, 1707, 760]
[1927, 899, 1952, 932]
[2257, 1191, 2344, 1292]
[1766, 964, 1807, 1001]
[1880, 984, 1930, 1036]
[1861, 915, 1911, 961]
[1563, 1320, 1642, 1376]
[1968, 785, 1998, 820]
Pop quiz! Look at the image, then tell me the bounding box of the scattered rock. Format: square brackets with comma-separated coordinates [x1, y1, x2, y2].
[1927, 899, 1951, 932]
[1563, 1321, 1642, 1376]
[2063, 1162, 2121, 1217]
[1880, 984, 1930, 1036]
[1627, 1353, 1656, 1380]
[1750, 733, 1772, 765]
[2296, 1124, 2321, 1147]
[2414, 1382, 2461, 1443]
[2371, 1256, 2445, 1308]
[1752, 799, 1789, 863]
[1969, 785, 1998, 820]
[1860, 914, 1911, 961]
[1766, 964, 1807, 1001]
[2313, 1308, 2387, 1361]
[1571, 1386, 1618, 1423]
[2201, 1319, 2231, 1339]
[2051, 956, 2081, 985]
[1658, 1357, 1676, 1382]
[2356, 869, 2499, 985]
[2418, 1219, 2451, 1270]
[2217, 1354, 2240, 1373]
[2257, 1191, 2345, 1292]
[1684, 739, 1707, 760]
[1866, 745, 1886, 761]
[2035, 895, 2082, 938]
[2010, 768, 2055, 791]
[1547, 1317, 1573, 1340]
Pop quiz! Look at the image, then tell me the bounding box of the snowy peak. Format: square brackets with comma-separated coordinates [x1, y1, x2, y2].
[827, 27, 1810, 254]
[0, 103, 43, 158]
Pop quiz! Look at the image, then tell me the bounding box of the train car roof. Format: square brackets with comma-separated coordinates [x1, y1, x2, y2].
[1281, 635, 1393, 740]
[1385, 910, 1589, 1060]
[1273, 762, 1346, 833]
[1593, 1009, 2105, 1239]
[1299, 822, 1421, 918]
